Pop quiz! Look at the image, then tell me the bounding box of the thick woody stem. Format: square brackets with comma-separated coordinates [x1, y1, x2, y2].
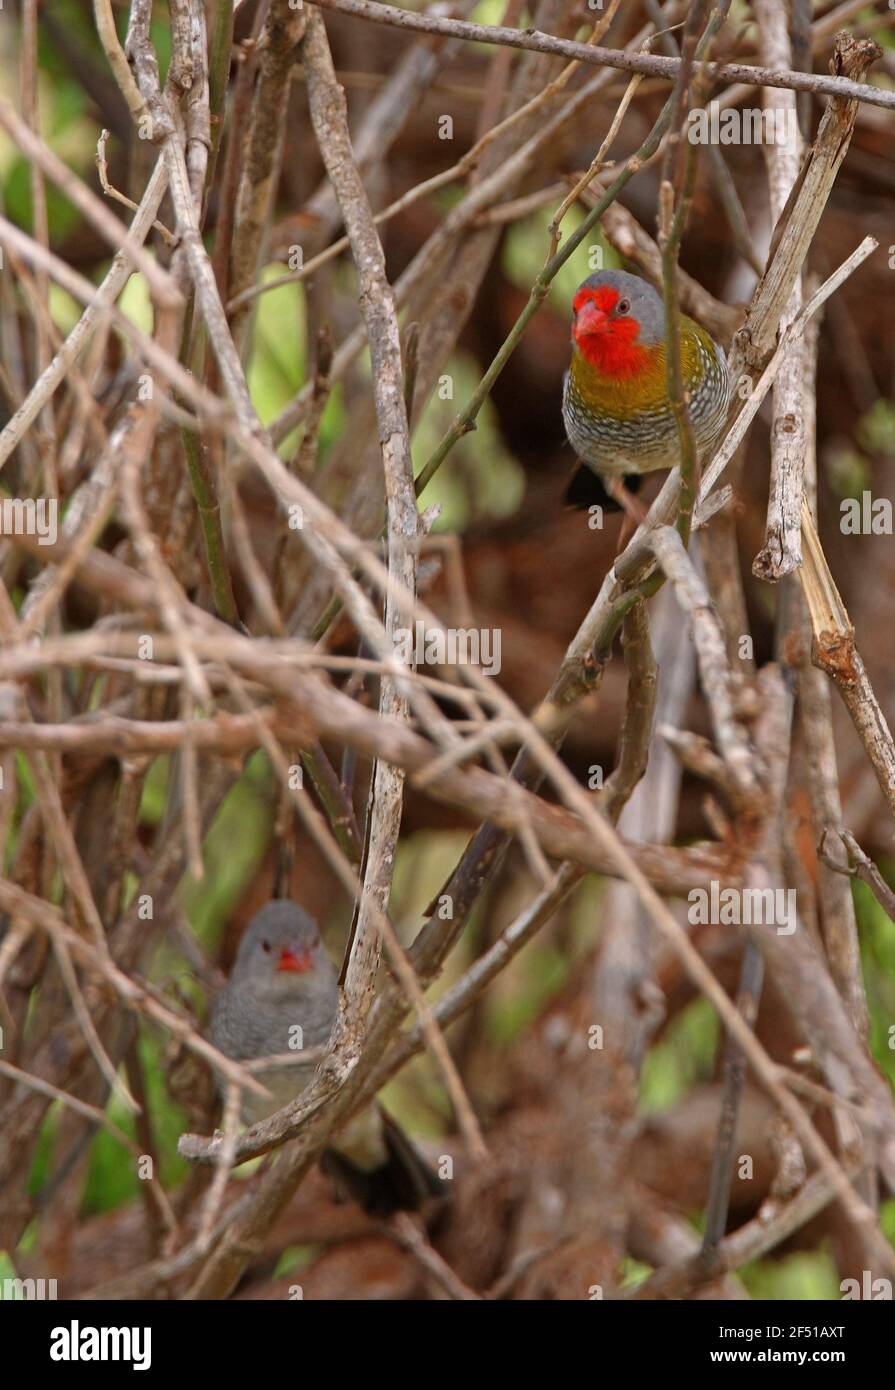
[750, 0, 805, 581]
[301, 9, 418, 1029]
[800, 503, 895, 826]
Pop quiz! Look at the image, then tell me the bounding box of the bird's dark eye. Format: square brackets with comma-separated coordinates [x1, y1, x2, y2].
[617, 298, 631, 315]
[261, 939, 271, 953]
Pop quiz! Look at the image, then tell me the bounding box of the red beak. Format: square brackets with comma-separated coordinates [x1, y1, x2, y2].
[575, 301, 609, 339]
[277, 946, 313, 973]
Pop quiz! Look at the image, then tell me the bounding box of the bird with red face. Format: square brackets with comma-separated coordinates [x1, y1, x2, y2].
[562, 269, 730, 513]
[210, 900, 443, 1214]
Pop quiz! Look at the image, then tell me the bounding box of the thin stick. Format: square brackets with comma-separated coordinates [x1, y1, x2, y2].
[305, 0, 895, 111]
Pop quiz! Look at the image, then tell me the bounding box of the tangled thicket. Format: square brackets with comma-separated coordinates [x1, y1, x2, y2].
[1, 0, 895, 1301]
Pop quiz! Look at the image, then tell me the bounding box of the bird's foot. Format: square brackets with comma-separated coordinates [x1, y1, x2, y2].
[606, 476, 647, 553]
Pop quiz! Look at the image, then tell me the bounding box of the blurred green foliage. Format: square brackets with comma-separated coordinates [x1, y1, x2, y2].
[640, 997, 721, 1112]
[502, 206, 621, 310]
[247, 270, 308, 428]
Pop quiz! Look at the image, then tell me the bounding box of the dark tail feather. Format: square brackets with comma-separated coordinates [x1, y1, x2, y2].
[564, 465, 644, 513]
[321, 1111, 446, 1216]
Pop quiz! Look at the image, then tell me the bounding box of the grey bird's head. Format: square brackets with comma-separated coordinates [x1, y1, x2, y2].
[229, 900, 334, 1005]
[572, 269, 666, 349]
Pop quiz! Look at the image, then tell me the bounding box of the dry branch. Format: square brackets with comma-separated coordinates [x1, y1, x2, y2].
[307, 0, 895, 110]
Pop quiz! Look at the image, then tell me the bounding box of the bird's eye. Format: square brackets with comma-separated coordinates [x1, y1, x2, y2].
[617, 298, 631, 315]
[261, 939, 271, 953]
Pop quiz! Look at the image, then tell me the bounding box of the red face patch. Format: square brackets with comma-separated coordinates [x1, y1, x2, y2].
[572, 284, 620, 318]
[277, 945, 313, 973]
[572, 285, 651, 378]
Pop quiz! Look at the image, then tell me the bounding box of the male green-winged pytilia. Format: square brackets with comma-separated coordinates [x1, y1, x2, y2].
[210, 901, 443, 1215]
[562, 269, 730, 516]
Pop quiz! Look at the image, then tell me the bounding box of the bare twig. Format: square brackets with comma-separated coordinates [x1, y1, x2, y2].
[306, 0, 895, 111]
